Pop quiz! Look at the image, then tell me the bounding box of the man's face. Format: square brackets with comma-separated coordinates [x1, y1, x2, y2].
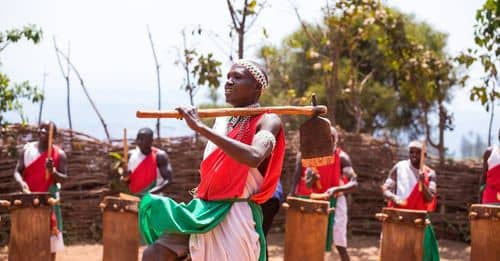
[38, 123, 51, 144]
[409, 147, 421, 166]
[136, 133, 153, 154]
[224, 64, 260, 107]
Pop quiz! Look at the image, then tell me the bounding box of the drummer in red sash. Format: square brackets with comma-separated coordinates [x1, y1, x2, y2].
[480, 129, 500, 204]
[13, 121, 68, 260]
[381, 140, 440, 261]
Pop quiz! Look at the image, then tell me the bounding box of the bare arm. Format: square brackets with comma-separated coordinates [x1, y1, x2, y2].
[419, 169, 437, 203]
[381, 164, 403, 204]
[149, 151, 173, 194]
[480, 148, 492, 202]
[14, 148, 30, 193]
[177, 107, 282, 168]
[289, 153, 303, 196]
[47, 149, 68, 182]
[327, 152, 358, 197]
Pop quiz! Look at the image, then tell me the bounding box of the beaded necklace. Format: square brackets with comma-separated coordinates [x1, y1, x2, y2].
[226, 103, 260, 140]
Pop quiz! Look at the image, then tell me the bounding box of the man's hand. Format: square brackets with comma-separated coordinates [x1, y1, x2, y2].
[45, 158, 55, 175]
[391, 195, 406, 206]
[326, 187, 337, 198]
[305, 168, 319, 188]
[176, 106, 205, 132]
[418, 171, 425, 182]
[20, 181, 31, 194]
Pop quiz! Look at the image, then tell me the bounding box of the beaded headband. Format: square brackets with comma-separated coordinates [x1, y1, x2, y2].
[234, 59, 268, 90]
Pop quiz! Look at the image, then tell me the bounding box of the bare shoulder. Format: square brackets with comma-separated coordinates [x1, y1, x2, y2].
[258, 113, 282, 136]
[156, 149, 169, 159]
[57, 148, 67, 159]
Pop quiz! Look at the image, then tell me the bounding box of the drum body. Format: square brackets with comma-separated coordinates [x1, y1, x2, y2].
[101, 195, 140, 261]
[283, 196, 332, 261]
[378, 207, 427, 261]
[470, 204, 500, 261]
[1, 192, 52, 261]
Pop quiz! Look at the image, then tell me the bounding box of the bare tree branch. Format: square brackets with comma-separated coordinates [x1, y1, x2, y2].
[227, 0, 240, 31]
[147, 25, 162, 140]
[54, 46, 111, 142]
[246, 0, 268, 31]
[53, 37, 73, 135]
[37, 72, 47, 125]
[291, 3, 320, 48]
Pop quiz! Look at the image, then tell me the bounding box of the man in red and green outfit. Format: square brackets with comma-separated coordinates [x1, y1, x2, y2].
[381, 140, 440, 261]
[480, 129, 500, 204]
[13, 121, 68, 261]
[139, 59, 285, 261]
[290, 126, 358, 261]
[122, 127, 172, 196]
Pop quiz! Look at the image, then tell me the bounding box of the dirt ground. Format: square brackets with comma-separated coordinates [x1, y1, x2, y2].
[0, 233, 470, 261]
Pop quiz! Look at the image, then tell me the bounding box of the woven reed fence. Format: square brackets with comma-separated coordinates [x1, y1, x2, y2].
[0, 124, 481, 245]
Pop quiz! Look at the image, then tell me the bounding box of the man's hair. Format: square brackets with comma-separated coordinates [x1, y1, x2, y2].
[138, 127, 154, 138]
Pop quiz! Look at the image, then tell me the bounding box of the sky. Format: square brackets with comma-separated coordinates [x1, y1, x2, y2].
[1, 0, 498, 158]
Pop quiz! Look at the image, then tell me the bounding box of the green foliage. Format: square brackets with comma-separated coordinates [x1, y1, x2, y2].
[192, 53, 222, 90]
[259, 0, 456, 140]
[177, 28, 223, 106]
[0, 25, 44, 126]
[456, 0, 499, 110]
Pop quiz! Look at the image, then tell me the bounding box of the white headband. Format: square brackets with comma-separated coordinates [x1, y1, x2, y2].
[234, 59, 268, 89]
[408, 140, 423, 149]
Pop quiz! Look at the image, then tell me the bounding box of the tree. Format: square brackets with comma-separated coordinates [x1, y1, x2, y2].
[227, 0, 267, 59]
[456, 0, 499, 146]
[176, 28, 223, 106]
[259, 0, 456, 164]
[0, 25, 44, 126]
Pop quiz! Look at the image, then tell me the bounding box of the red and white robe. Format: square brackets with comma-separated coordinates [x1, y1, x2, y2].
[22, 142, 64, 253]
[127, 147, 164, 195]
[189, 115, 285, 261]
[483, 145, 500, 204]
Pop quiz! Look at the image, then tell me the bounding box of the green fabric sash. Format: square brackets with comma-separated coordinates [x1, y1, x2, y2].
[325, 197, 337, 251]
[138, 193, 267, 261]
[49, 184, 63, 231]
[423, 223, 440, 261]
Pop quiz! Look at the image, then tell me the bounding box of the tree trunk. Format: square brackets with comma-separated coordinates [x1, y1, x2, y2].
[238, 29, 244, 59]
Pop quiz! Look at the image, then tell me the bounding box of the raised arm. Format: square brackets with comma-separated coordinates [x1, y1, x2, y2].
[289, 153, 303, 196]
[47, 149, 68, 182]
[149, 150, 173, 194]
[480, 147, 493, 202]
[326, 152, 358, 197]
[177, 106, 282, 168]
[419, 168, 437, 203]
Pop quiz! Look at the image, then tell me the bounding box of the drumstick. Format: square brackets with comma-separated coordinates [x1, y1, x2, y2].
[136, 105, 327, 119]
[45, 123, 54, 180]
[418, 139, 427, 192]
[123, 128, 128, 175]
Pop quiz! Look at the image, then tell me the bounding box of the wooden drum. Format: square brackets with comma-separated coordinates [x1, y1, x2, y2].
[100, 194, 140, 261]
[469, 204, 500, 261]
[283, 196, 333, 261]
[376, 207, 428, 261]
[0, 192, 57, 261]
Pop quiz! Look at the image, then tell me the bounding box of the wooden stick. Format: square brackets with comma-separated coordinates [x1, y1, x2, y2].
[136, 105, 327, 119]
[45, 123, 54, 180]
[418, 139, 427, 192]
[123, 128, 128, 174]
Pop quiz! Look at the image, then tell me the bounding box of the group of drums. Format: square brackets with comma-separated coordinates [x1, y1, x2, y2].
[0, 193, 499, 260]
